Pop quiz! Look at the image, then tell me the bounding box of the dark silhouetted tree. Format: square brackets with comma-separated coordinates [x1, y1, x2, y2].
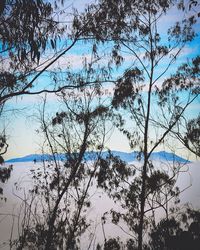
[14, 62, 113, 249]
[75, 0, 200, 249]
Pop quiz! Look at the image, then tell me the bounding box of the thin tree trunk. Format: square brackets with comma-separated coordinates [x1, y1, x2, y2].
[138, 9, 154, 246]
[138, 160, 148, 250]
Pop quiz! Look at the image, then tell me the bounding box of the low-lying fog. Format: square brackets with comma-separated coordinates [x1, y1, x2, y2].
[0, 160, 199, 249]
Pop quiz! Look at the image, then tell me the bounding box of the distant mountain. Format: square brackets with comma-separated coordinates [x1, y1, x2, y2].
[6, 151, 190, 163]
[101, 151, 190, 163]
[6, 153, 66, 163]
[150, 151, 190, 162]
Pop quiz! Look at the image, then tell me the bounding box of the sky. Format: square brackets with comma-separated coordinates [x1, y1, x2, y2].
[2, 0, 200, 161]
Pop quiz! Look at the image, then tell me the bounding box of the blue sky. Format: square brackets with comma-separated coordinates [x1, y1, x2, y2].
[2, 1, 200, 160]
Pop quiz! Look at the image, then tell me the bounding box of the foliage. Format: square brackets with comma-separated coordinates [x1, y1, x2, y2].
[104, 238, 122, 250]
[149, 207, 200, 250]
[0, 0, 62, 105]
[0, 132, 12, 199]
[184, 115, 200, 157]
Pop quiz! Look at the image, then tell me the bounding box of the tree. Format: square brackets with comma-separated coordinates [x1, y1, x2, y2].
[76, 0, 200, 249]
[96, 152, 182, 249]
[0, 0, 105, 199]
[14, 62, 113, 249]
[0, 0, 105, 160]
[0, 0, 59, 201]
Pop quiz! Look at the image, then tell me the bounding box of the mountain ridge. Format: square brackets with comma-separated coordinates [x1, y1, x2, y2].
[6, 150, 190, 163]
